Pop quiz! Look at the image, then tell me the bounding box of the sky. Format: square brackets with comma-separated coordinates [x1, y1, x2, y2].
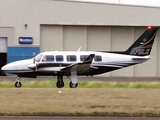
[75, 0, 160, 7]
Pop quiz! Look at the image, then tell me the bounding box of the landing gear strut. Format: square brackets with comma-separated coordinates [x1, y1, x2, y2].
[15, 77, 22, 88]
[56, 76, 64, 88]
[69, 70, 78, 88]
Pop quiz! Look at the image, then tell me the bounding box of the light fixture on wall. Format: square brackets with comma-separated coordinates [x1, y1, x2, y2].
[24, 24, 28, 28]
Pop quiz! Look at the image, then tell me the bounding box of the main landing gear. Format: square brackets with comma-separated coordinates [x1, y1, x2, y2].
[56, 75, 78, 88]
[69, 81, 78, 88]
[56, 76, 64, 88]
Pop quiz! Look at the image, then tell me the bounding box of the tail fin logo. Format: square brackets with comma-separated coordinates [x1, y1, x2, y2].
[130, 45, 152, 56]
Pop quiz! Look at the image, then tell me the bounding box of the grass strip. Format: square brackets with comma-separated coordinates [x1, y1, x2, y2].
[0, 80, 160, 88]
[0, 88, 160, 116]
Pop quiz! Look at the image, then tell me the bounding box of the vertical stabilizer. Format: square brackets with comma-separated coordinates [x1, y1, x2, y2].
[125, 27, 158, 56]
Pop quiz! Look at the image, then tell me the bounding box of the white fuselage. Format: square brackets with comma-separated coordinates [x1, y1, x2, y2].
[1, 51, 149, 77]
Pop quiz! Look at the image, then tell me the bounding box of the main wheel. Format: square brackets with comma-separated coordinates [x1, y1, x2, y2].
[15, 81, 22, 88]
[56, 81, 64, 88]
[69, 81, 78, 88]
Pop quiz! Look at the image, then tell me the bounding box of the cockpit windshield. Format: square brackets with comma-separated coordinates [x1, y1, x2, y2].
[34, 54, 43, 62]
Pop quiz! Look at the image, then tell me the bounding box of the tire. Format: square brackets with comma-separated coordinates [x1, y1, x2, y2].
[15, 81, 22, 88]
[69, 81, 78, 88]
[56, 81, 64, 88]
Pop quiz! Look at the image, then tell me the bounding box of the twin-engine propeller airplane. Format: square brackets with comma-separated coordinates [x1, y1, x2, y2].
[1, 26, 158, 88]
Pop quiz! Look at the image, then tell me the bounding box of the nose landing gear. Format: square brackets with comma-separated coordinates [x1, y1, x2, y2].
[15, 77, 22, 88]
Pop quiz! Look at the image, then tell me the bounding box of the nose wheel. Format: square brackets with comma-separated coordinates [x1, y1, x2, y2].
[15, 77, 22, 88]
[15, 81, 22, 88]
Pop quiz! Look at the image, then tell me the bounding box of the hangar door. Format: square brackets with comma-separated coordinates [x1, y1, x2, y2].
[40, 25, 63, 51]
[40, 25, 110, 51]
[0, 37, 7, 76]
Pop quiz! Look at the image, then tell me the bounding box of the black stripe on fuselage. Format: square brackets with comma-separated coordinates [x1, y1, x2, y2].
[37, 63, 71, 68]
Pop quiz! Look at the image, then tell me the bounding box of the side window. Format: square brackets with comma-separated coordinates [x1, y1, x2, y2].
[56, 55, 63, 62]
[67, 55, 77, 62]
[80, 55, 88, 62]
[42, 55, 54, 62]
[94, 55, 102, 62]
[46, 55, 54, 62]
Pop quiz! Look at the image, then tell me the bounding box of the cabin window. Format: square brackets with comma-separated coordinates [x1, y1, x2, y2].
[42, 55, 54, 62]
[94, 55, 102, 62]
[56, 55, 63, 61]
[34, 54, 43, 62]
[80, 55, 88, 62]
[67, 55, 77, 62]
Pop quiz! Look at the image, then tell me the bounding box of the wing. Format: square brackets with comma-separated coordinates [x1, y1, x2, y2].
[61, 54, 95, 74]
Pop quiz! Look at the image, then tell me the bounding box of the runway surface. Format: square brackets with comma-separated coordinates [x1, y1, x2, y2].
[0, 117, 160, 120]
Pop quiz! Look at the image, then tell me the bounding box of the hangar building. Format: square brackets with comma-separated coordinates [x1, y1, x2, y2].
[0, 0, 160, 77]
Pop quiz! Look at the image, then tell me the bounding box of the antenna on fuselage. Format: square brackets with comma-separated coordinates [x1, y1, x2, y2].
[77, 46, 82, 51]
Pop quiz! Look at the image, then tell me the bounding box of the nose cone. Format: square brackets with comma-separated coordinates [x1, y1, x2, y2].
[1, 62, 17, 72]
[1, 59, 33, 74]
[1, 64, 9, 71]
